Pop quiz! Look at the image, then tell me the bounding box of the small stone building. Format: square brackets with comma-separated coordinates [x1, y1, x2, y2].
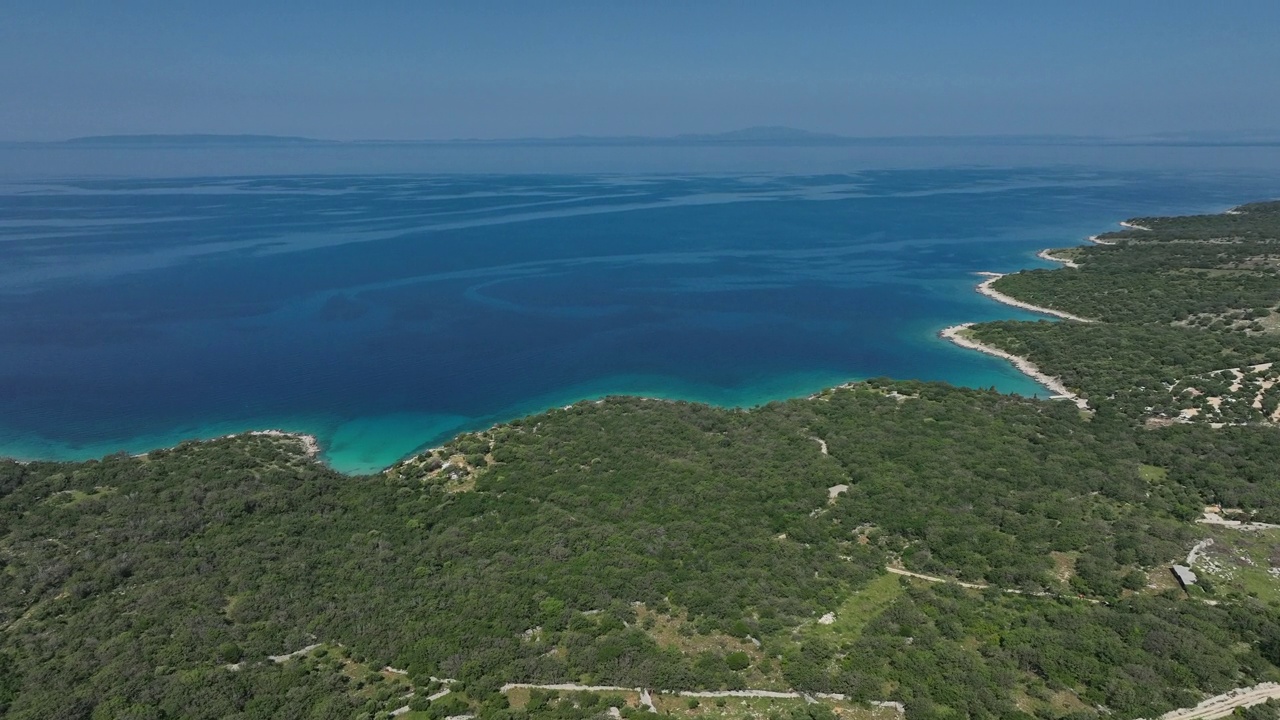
[1171, 565, 1197, 591]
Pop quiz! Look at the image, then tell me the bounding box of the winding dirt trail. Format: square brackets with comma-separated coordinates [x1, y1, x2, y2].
[885, 566, 1102, 604]
[257, 641, 1276, 720]
[1185, 539, 1213, 566]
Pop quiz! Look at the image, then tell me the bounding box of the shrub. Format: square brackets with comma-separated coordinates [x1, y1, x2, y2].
[725, 651, 750, 671]
[217, 643, 243, 664]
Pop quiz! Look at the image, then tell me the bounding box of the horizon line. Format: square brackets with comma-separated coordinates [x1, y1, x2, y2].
[7, 126, 1280, 148]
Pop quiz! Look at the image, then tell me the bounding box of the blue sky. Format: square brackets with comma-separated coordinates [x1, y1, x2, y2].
[3, 1, 1278, 140]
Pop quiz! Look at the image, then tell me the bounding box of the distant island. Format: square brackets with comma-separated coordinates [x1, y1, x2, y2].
[3, 202, 1280, 719]
[59, 133, 338, 147]
[37, 127, 1280, 148]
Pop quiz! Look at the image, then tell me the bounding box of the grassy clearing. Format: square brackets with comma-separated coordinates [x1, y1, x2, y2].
[1143, 565, 1182, 594]
[505, 687, 532, 709]
[1010, 685, 1092, 716]
[47, 486, 116, 506]
[1137, 464, 1168, 482]
[800, 572, 905, 643]
[1049, 551, 1078, 584]
[1192, 527, 1280, 602]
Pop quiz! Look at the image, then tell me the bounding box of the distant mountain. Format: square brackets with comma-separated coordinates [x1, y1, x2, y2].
[60, 134, 334, 147]
[434, 126, 843, 147]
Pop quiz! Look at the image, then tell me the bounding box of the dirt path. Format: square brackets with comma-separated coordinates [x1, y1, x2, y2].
[1198, 512, 1280, 531]
[254, 643, 1275, 720]
[886, 566, 989, 590]
[885, 566, 1103, 604]
[391, 688, 454, 717]
[269, 643, 321, 663]
[1156, 682, 1280, 720]
[498, 684, 887, 711]
[406, 678, 1275, 719]
[501, 683, 636, 693]
[1186, 539, 1214, 566]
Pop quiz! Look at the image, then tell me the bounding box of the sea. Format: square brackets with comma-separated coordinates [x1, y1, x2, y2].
[2, 142, 1280, 473]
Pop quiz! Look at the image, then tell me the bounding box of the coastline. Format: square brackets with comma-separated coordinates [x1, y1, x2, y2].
[939, 245, 1102, 410]
[0, 223, 1130, 476]
[1036, 248, 1079, 268]
[974, 272, 1096, 323]
[0, 267, 1099, 474]
[130, 428, 321, 461]
[940, 323, 1089, 410]
[244, 429, 321, 458]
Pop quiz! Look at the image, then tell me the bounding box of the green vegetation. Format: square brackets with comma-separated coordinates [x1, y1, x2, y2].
[1138, 464, 1168, 482]
[1193, 527, 1280, 603]
[972, 200, 1280, 422]
[1235, 698, 1280, 720]
[800, 572, 905, 644]
[3, 202, 1280, 719]
[5, 385, 1280, 719]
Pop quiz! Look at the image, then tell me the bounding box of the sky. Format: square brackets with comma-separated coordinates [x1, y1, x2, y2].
[3, 1, 1279, 141]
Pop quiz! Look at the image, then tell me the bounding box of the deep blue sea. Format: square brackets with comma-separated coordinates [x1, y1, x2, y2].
[3, 144, 1280, 472]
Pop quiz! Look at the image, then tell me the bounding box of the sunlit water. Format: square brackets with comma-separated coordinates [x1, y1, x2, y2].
[2, 145, 1279, 472]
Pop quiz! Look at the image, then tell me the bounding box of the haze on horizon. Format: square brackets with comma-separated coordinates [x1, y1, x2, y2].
[3, 1, 1280, 143]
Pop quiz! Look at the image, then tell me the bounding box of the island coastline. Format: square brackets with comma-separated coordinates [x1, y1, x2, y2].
[973, 271, 1096, 323]
[933, 243, 1098, 409]
[243, 429, 321, 458]
[939, 323, 1089, 409]
[1036, 248, 1079, 268]
[130, 428, 321, 461]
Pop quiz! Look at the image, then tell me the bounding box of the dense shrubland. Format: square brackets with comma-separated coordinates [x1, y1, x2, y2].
[5, 383, 1280, 718]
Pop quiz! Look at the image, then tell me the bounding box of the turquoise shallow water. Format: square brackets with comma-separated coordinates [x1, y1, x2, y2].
[2, 158, 1279, 473]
